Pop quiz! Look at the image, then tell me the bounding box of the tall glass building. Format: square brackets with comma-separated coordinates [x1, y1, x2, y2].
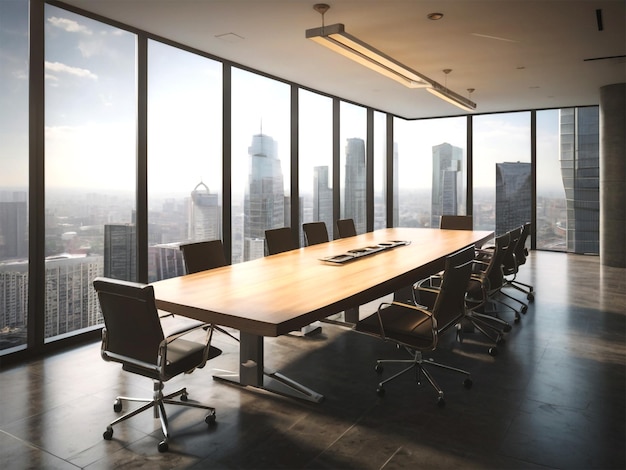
[343, 138, 367, 234]
[495, 162, 532, 235]
[431, 143, 463, 228]
[560, 108, 600, 254]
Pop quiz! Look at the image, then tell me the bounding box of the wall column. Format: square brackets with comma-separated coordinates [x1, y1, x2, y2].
[599, 83, 626, 268]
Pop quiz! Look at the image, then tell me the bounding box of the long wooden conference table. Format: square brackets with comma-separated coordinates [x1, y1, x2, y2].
[152, 227, 493, 403]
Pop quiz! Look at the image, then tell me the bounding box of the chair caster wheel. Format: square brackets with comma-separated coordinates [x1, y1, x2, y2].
[437, 396, 445, 408]
[521, 305, 528, 314]
[180, 392, 188, 402]
[205, 412, 216, 425]
[376, 386, 385, 397]
[113, 399, 122, 412]
[374, 363, 383, 374]
[103, 427, 113, 440]
[463, 378, 473, 389]
[488, 347, 498, 356]
[514, 315, 520, 324]
[158, 440, 169, 453]
[528, 293, 534, 301]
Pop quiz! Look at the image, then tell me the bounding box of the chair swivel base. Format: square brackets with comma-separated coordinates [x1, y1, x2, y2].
[103, 383, 216, 452]
[373, 350, 472, 407]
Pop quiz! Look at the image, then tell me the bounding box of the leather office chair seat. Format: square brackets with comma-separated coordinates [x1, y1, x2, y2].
[355, 245, 476, 406]
[94, 277, 221, 452]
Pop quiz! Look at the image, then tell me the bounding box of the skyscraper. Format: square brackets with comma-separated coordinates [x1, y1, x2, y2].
[560, 107, 599, 254]
[495, 162, 532, 235]
[431, 142, 463, 228]
[0, 192, 28, 261]
[189, 181, 220, 241]
[104, 224, 136, 281]
[313, 166, 333, 236]
[343, 138, 366, 234]
[243, 133, 285, 261]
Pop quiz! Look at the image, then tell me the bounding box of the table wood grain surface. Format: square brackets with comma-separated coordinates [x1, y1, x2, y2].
[152, 228, 493, 337]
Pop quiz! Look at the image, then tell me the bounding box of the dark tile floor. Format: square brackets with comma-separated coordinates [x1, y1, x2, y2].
[1, 251, 624, 469]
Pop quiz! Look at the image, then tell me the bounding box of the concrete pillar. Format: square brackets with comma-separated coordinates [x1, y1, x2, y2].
[599, 83, 626, 268]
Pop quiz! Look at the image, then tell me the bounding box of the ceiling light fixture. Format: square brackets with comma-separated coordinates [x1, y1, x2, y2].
[306, 5, 430, 88]
[306, 4, 476, 111]
[426, 69, 477, 112]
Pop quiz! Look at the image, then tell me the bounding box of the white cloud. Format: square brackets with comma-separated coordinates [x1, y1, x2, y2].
[45, 61, 98, 80]
[48, 16, 92, 35]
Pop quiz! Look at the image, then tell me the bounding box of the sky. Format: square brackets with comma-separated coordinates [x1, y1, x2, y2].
[1, 1, 564, 198]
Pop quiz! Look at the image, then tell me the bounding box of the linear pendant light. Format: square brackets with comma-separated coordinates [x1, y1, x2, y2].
[306, 23, 430, 89]
[305, 4, 476, 111]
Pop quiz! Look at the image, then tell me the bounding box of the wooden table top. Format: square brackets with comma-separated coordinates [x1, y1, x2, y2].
[152, 227, 493, 337]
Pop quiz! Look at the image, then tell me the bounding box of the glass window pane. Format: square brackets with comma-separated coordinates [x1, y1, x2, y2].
[536, 109, 566, 251]
[373, 111, 387, 230]
[231, 68, 290, 262]
[473, 112, 531, 235]
[44, 6, 136, 341]
[394, 116, 466, 228]
[147, 40, 223, 281]
[299, 89, 333, 243]
[0, 0, 29, 353]
[340, 102, 367, 234]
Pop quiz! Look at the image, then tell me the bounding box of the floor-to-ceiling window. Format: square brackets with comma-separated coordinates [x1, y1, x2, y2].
[394, 116, 466, 228]
[299, 89, 333, 243]
[340, 102, 367, 234]
[147, 40, 223, 281]
[231, 68, 290, 263]
[373, 111, 387, 230]
[473, 112, 531, 235]
[0, 0, 29, 353]
[43, 5, 137, 341]
[536, 109, 566, 251]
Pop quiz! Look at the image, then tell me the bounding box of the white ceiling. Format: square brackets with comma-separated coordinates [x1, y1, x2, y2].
[58, 0, 625, 119]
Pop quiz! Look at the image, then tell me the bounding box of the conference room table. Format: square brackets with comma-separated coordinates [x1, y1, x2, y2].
[152, 227, 493, 403]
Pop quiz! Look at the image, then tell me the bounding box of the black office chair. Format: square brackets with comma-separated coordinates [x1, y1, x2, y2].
[354, 245, 475, 406]
[505, 222, 534, 301]
[439, 215, 473, 230]
[179, 239, 227, 273]
[265, 227, 297, 255]
[302, 221, 329, 246]
[467, 232, 523, 325]
[336, 218, 357, 238]
[94, 277, 221, 453]
[179, 239, 239, 343]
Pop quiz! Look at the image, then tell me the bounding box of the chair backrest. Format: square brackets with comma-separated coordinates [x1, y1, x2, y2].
[336, 218, 357, 238]
[303, 221, 329, 246]
[265, 227, 297, 255]
[514, 222, 531, 266]
[484, 232, 510, 291]
[440, 215, 473, 230]
[429, 245, 475, 333]
[180, 239, 227, 274]
[93, 277, 164, 365]
[502, 226, 522, 276]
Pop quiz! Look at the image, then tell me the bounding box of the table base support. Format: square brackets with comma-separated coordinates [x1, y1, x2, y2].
[213, 369, 324, 403]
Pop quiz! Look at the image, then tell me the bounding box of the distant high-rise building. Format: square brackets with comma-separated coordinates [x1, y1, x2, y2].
[189, 182, 221, 242]
[104, 224, 136, 281]
[560, 107, 599, 254]
[431, 142, 463, 228]
[0, 193, 28, 261]
[495, 162, 532, 235]
[344, 138, 366, 233]
[148, 243, 186, 281]
[243, 133, 285, 261]
[313, 166, 333, 236]
[43, 254, 103, 338]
